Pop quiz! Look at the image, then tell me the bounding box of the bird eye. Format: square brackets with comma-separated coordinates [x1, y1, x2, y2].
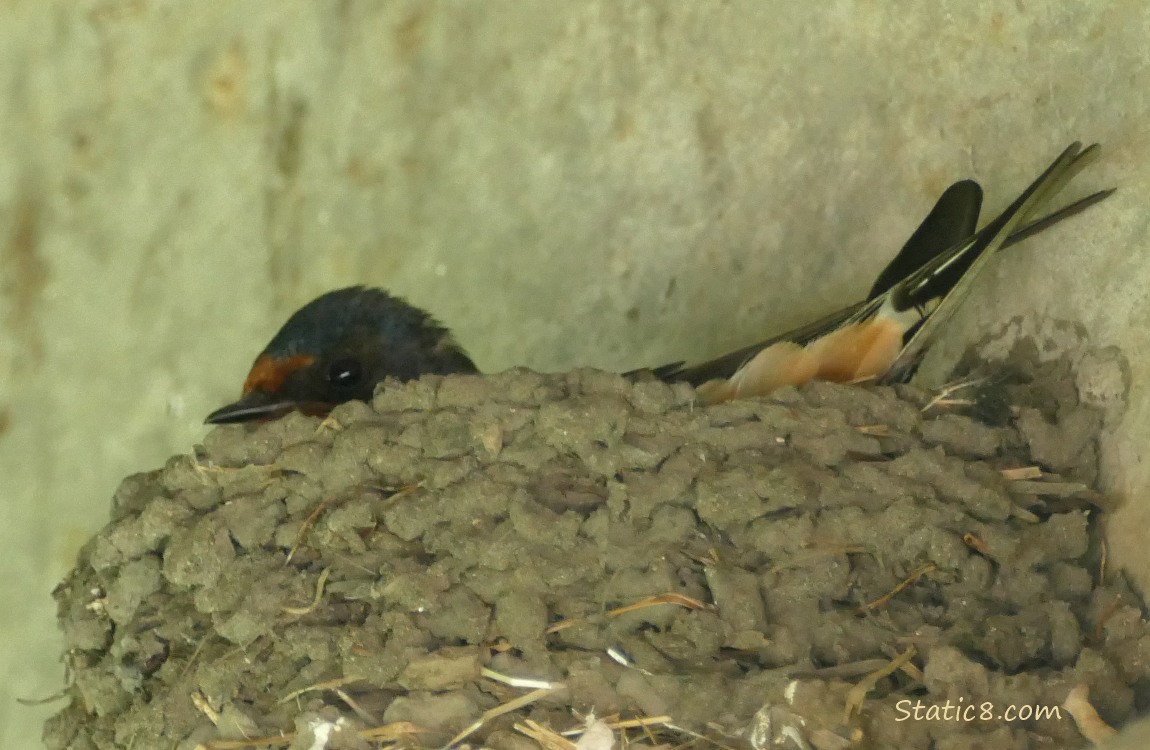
[326, 357, 363, 389]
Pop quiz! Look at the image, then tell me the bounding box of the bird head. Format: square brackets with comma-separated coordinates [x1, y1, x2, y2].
[204, 286, 477, 424]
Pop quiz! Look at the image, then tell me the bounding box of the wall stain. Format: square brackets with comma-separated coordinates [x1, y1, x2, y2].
[613, 107, 635, 141]
[2, 186, 49, 370]
[395, 8, 428, 62]
[86, 0, 146, 25]
[273, 99, 308, 182]
[263, 41, 311, 304]
[204, 40, 249, 121]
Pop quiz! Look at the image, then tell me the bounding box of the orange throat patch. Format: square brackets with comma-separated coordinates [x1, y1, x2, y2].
[241, 353, 317, 396]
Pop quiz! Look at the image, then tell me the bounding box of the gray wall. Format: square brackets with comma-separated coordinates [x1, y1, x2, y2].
[2, 3, 1145, 745]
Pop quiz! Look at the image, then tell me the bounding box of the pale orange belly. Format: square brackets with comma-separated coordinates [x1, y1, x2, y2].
[696, 318, 905, 404]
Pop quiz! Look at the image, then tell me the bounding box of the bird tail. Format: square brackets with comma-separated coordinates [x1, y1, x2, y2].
[877, 142, 1107, 383]
[643, 143, 1111, 390]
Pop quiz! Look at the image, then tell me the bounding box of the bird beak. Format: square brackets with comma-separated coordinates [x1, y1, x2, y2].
[203, 390, 325, 424]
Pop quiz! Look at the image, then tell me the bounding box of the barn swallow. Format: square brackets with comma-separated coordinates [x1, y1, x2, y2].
[204, 287, 476, 423]
[205, 142, 1111, 423]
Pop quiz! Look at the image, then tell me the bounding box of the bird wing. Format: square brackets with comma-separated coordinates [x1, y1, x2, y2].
[641, 143, 1111, 393]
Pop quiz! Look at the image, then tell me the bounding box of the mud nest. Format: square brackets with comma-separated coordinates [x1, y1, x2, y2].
[46, 365, 1146, 749]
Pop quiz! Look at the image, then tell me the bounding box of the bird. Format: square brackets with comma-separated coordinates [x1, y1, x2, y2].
[204, 286, 477, 424]
[205, 142, 1111, 424]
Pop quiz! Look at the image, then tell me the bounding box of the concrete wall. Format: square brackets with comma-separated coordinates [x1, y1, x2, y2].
[2, 2, 1145, 745]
